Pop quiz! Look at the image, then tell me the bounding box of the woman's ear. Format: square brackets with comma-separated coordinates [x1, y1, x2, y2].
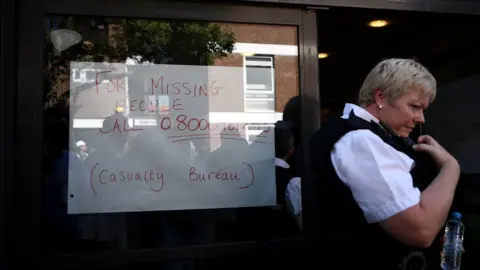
[374, 88, 386, 106]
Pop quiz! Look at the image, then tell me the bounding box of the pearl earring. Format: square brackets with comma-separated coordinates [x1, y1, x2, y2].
[378, 104, 383, 109]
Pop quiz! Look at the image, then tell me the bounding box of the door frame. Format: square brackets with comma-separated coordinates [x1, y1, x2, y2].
[14, 0, 319, 268]
[243, 0, 480, 15]
[0, 0, 16, 267]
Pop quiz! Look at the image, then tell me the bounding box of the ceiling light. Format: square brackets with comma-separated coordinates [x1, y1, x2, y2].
[368, 20, 389, 28]
[318, 53, 329, 59]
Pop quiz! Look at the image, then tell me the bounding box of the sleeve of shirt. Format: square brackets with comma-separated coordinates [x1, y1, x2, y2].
[331, 130, 420, 224]
[285, 177, 302, 216]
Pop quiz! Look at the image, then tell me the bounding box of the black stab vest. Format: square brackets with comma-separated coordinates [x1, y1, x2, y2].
[311, 110, 442, 270]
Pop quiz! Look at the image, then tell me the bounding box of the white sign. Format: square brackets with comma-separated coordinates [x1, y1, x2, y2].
[68, 61, 277, 214]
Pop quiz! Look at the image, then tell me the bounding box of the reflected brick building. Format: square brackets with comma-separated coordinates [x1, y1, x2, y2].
[214, 23, 299, 113]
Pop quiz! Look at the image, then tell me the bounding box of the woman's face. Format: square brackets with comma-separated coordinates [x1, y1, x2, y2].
[377, 87, 430, 137]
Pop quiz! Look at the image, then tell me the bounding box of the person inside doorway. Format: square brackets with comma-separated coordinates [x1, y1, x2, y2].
[282, 96, 338, 177]
[311, 58, 460, 270]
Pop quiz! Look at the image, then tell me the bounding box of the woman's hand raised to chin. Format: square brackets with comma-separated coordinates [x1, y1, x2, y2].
[413, 135, 459, 169]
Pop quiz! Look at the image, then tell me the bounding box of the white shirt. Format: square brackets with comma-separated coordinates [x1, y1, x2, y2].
[275, 158, 303, 219]
[286, 178, 302, 216]
[275, 158, 290, 169]
[331, 103, 420, 224]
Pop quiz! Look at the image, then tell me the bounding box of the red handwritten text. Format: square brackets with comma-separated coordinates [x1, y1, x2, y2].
[89, 162, 165, 195]
[116, 98, 183, 112]
[95, 71, 126, 95]
[151, 77, 221, 97]
[100, 115, 143, 133]
[159, 114, 271, 133]
[189, 162, 255, 189]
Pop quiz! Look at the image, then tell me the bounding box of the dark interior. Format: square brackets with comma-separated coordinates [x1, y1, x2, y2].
[318, 7, 480, 102]
[318, 7, 480, 269]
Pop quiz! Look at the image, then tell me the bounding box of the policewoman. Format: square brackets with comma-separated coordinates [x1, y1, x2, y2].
[311, 58, 460, 270]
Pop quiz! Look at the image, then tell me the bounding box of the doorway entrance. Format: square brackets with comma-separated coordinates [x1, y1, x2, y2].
[317, 7, 480, 269]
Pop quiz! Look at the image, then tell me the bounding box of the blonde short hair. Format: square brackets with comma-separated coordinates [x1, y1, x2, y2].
[358, 58, 437, 106]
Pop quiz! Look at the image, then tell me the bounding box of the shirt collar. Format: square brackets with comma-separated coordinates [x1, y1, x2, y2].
[275, 158, 290, 169]
[341, 103, 379, 124]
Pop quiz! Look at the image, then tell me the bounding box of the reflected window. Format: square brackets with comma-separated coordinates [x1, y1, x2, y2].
[244, 55, 275, 112]
[245, 124, 273, 144]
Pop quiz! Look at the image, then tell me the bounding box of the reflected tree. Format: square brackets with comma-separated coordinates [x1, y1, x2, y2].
[44, 17, 236, 109]
[123, 20, 236, 65]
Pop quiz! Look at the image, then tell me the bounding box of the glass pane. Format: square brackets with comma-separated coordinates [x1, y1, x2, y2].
[42, 16, 301, 254]
[246, 67, 274, 90]
[245, 99, 275, 112]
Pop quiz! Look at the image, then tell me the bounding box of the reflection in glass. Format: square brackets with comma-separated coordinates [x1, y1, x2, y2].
[43, 16, 301, 255]
[244, 55, 275, 112]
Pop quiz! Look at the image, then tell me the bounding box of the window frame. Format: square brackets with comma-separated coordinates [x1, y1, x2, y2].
[1, 0, 16, 267]
[13, 0, 320, 268]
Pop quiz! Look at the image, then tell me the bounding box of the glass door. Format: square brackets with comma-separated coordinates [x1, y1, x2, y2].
[15, 0, 319, 269]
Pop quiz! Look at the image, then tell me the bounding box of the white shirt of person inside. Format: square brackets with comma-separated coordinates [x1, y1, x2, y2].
[331, 103, 419, 224]
[277, 158, 302, 230]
